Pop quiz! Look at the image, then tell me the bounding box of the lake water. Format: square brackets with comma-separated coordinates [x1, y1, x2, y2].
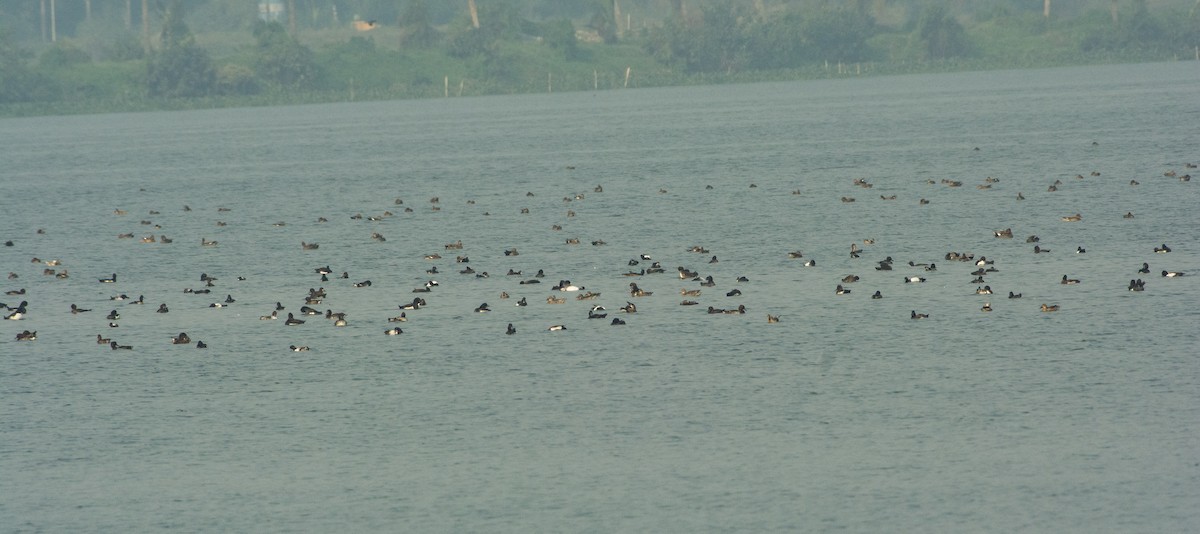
[2, 62, 1199, 532]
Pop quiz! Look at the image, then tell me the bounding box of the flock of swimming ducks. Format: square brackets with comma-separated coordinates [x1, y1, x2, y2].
[3, 159, 1194, 350]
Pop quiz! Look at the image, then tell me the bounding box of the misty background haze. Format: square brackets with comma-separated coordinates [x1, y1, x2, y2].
[2, 0, 1198, 115]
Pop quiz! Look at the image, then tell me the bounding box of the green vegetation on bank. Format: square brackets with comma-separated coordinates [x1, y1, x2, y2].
[2, 0, 1197, 117]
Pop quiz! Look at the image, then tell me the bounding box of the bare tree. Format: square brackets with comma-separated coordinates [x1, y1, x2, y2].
[288, 0, 297, 34]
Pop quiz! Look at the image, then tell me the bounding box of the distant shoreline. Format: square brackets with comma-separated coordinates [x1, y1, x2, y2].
[3, 54, 1190, 120]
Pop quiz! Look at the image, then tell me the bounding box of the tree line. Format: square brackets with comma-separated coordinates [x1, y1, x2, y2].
[2, 0, 1198, 109]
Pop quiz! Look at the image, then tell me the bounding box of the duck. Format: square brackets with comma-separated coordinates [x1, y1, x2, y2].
[290, 345, 310, 351]
[1138, 263, 1150, 274]
[224, 294, 236, 304]
[1034, 245, 1050, 254]
[1129, 279, 1146, 291]
[699, 275, 716, 287]
[284, 313, 305, 325]
[726, 289, 742, 297]
[1008, 292, 1022, 299]
[723, 305, 747, 315]
[706, 306, 726, 314]
[1162, 270, 1185, 278]
[15, 330, 36, 341]
[474, 303, 491, 313]
[620, 302, 637, 313]
[301, 241, 319, 250]
[385, 327, 403, 335]
[842, 274, 860, 283]
[803, 260, 816, 267]
[1075, 246, 1086, 254]
[172, 332, 191, 345]
[110, 341, 133, 350]
[413, 280, 438, 293]
[678, 266, 700, 279]
[506, 324, 516, 335]
[575, 291, 601, 300]
[157, 303, 169, 313]
[1061, 213, 1082, 222]
[787, 251, 804, 259]
[106, 310, 120, 320]
[680, 288, 702, 297]
[610, 318, 626, 325]
[1040, 304, 1060, 312]
[680, 300, 700, 306]
[400, 298, 427, 310]
[1154, 244, 1172, 253]
[911, 310, 929, 319]
[629, 283, 652, 297]
[196, 341, 207, 349]
[97, 334, 111, 344]
[554, 280, 583, 292]
[260, 310, 278, 320]
[588, 305, 607, 319]
[547, 325, 567, 331]
[994, 228, 1013, 238]
[871, 290, 883, 299]
[835, 284, 851, 295]
[981, 303, 992, 312]
[546, 296, 566, 304]
[904, 276, 926, 284]
[767, 314, 780, 323]
[1061, 275, 1081, 285]
[70, 304, 92, 314]
[353, 280, 372, 288]
[388, 313, 407, 322]
[98, 273, 117, 283]
[1124, 212, 1135, 218]
[515, 297, 528, 307]
[976, 285, 993, 295]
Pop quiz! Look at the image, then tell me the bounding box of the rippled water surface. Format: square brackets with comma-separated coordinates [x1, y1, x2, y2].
[2, 62, 1199, 532]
